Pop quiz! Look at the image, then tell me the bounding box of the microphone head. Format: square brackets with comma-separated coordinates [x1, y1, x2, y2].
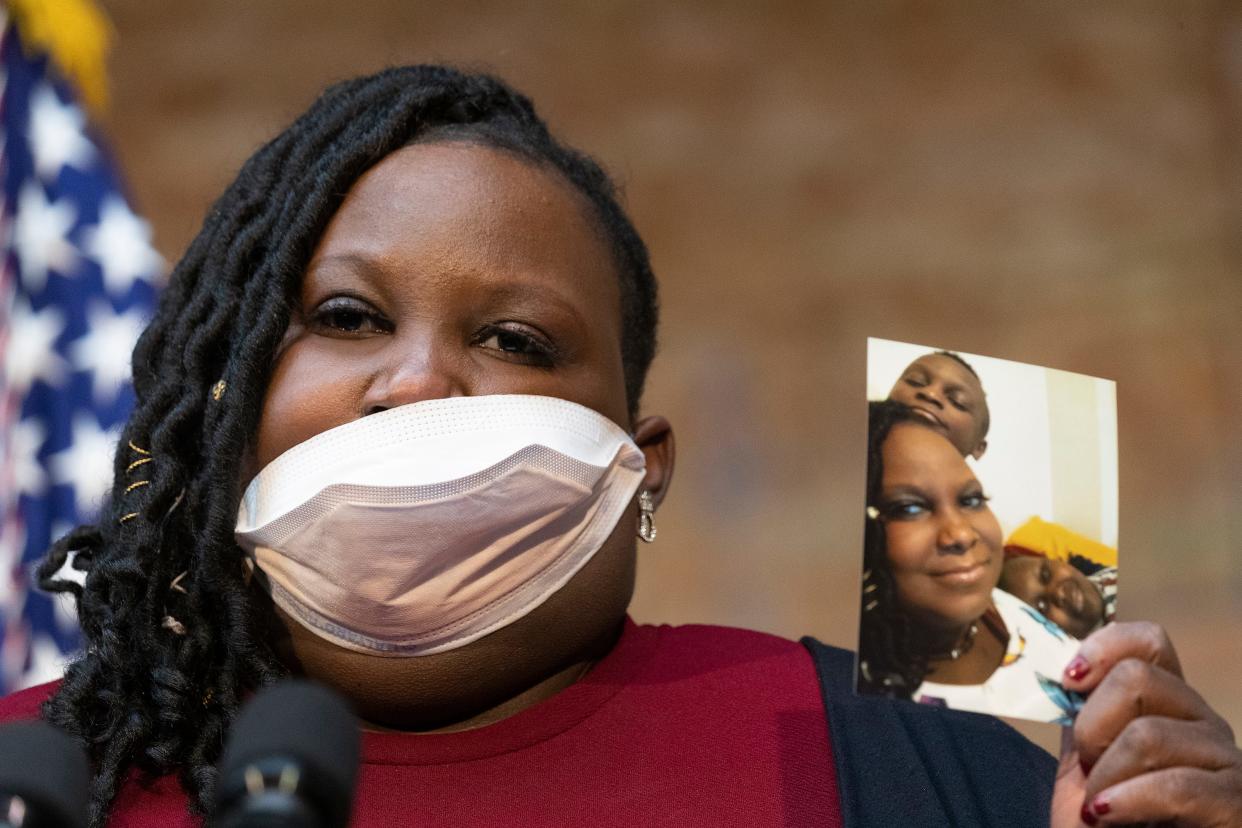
[215, 680, 359, 828]
[0, 720, 90, 828]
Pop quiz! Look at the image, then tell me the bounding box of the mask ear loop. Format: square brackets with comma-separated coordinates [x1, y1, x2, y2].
[637, 490, 657, 543]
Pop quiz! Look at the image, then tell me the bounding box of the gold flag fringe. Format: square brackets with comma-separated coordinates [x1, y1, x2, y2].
[5, 0, 114, 114]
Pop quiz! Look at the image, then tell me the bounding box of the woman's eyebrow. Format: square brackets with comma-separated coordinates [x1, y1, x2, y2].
[880, 483, 929, 500]
[480, 282, 592, 329]
[304, 252, 386, 286]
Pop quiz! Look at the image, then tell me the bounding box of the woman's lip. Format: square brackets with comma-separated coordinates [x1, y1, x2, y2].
[931, 561, 990, 586]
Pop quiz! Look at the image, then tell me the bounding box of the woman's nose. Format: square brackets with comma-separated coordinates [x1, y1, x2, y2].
[360, 338, 465, 415]
[937, 510, 977, 552]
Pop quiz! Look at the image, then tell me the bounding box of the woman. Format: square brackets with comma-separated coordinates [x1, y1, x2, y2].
[0, 66, 1238, 828]
[858, 400, 1082, 723]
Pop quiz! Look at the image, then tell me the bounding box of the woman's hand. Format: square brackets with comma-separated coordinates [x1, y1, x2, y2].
[1049, 622, 1242, 827]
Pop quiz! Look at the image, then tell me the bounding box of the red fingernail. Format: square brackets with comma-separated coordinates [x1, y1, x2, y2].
[1065, 655, 1091, 681]
[1090, 794, 1111, 816]
[1080, 802, 1099, 826]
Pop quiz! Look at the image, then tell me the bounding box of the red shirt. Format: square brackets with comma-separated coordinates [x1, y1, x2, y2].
[1, 620, 842, 826]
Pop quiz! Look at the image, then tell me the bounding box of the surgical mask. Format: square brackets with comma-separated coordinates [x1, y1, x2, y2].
[235, 395, 646, 657]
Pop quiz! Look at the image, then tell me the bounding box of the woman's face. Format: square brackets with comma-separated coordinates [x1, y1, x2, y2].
[249, 141, 673, 729]
[888, 354, 987, 459]
[877, 422, 1003, 632]
[998, 555, 1104, 639]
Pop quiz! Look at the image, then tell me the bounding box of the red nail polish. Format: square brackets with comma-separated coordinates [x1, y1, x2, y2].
[1065, 655, 1091, 681]
[1080, 802, 1099, 826]
[1091, 795, 1111, 816]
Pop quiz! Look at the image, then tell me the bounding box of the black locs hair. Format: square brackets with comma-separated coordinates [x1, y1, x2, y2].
[857, 399, 933, 699]
[35, 65, 659, 827]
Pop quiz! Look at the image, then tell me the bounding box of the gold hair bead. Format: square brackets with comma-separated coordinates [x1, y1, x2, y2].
[126, 457, 152, 473]
[128, 441, 150, 456]
[118, 511, 139, 524]
[211, 380, 227, 401]
[124, 479, 150, 494]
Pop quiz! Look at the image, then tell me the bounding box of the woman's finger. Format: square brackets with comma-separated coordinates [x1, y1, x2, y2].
[1062, 621, 1182, 694]
[1078, 766, 1242, 826]
[1082, 716, 1238, 803]
[1072, 658, 1224, 771]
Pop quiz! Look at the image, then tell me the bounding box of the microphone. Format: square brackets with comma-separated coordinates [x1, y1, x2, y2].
[212, 680, 360, 828]
[0, 721, 89, 828]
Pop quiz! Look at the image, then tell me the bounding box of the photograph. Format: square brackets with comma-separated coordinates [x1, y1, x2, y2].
[858, 338, 1118, 723]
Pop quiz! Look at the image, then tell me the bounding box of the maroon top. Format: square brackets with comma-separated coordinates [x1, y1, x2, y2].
[0, 619, 842, 826]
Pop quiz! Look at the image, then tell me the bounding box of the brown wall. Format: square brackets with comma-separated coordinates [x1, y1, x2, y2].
[98, 1, 1242, 748]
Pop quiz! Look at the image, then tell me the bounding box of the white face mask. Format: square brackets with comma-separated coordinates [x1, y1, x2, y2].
[235, 395, 646, 657]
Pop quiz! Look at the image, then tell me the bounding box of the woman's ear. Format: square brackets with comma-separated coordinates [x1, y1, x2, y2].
[631, 415, 675, 508]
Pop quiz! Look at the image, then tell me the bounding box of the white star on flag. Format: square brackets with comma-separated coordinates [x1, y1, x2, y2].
[69, 301, 146, 405]
[22, 633, 71, 688]
[47, 414, 121, 515]
[27, 83, 95, 180]
[79, 196, 162, 295]
[2, 296, 68, 393]
[11, 418, 47, 496]
[0, 525, 23, 610]
[11, 182, 78, 292]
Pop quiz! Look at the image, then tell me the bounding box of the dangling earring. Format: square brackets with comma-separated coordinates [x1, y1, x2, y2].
[637, 490, 657, 543]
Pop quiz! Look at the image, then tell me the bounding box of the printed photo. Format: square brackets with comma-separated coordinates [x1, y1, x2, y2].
[856, 338, 1118, 724]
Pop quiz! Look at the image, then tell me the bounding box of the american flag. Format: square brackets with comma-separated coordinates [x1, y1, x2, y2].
[0, 15, 160, 693]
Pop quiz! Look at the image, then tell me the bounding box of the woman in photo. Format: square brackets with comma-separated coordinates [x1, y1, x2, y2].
[858, 399, 1083, 723]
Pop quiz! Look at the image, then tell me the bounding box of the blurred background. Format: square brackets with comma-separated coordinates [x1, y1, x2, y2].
[7, 1, 1241, 749]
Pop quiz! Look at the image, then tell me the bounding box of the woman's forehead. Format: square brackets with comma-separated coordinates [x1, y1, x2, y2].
[881, 423, 973, 484]
[305, 142, 623, 324]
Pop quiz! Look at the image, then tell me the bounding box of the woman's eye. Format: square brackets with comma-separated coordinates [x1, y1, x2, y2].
[311, 298, 390, 335]
[1039, 562, 1052, 585]
[960, 491, 990, 509]
[475, 325, 556, 366]
[949, 397, 970, 412]
[883, 500, 928, 519]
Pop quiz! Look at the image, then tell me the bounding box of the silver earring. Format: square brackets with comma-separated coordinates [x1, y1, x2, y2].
[637, 490, 657, 543]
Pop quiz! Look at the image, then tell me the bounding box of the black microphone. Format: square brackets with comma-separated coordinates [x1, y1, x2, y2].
[212, 680, 360, 828]
[0, 720, 89, 828]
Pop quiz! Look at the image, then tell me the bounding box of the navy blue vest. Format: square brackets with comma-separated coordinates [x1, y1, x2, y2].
[802, 638, 1057, 827]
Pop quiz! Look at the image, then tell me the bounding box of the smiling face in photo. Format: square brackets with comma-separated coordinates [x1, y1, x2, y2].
[877, 422, 1004, 632]
[998, 555, 1105, 639]
[888, 354, 988, 459]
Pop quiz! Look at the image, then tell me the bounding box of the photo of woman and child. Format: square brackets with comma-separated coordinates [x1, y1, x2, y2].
[1, 66, 1239, 828]
[859, 340, 1121, 723]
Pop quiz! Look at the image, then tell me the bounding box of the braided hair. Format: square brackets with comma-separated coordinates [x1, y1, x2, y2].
[857, 399, 934, 698]
[34, 65, 660, 827]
